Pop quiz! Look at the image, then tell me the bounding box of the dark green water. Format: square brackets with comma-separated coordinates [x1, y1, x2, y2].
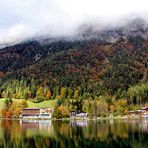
[0, 119, 148, 148]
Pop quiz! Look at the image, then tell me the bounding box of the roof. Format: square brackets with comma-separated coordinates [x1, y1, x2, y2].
[77, 111, 87, 114]
[141, 107, 148, 110]
[129, 110, 144, 113]
[129, 111, 135, 113]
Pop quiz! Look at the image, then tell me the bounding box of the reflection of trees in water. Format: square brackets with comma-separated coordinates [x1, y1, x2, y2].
[0, 120, 56, 148]
[0, 119, 148, 148]
[53, 120, 148, 148]
[1, 120, 25, 147]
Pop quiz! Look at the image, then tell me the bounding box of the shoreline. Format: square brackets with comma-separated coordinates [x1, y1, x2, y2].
[0, 115, 147, 121]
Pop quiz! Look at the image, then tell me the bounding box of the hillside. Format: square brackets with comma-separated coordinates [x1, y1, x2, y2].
[0, 18, 148, 117]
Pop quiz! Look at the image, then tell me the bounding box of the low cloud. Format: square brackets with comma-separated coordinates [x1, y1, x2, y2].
[0, 0, 148, 44]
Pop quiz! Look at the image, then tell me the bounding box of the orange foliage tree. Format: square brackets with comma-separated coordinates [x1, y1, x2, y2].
[0, 71, 4, 78]
[46, 89, 52, 99]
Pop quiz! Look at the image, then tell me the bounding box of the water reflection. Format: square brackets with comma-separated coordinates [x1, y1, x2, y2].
[0, 119, 148, 148]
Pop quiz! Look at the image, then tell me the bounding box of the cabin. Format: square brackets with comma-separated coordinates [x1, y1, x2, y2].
[70, 111, 88, 118]
[128, 110, 143, 115]
[141, 107, 148, 112]
[128, 107, 148, 118]
[20, 108, 53, 119]
[141, 107, 148, 117]
[76, 111, 88, 118]
[70, 111, 77, 118]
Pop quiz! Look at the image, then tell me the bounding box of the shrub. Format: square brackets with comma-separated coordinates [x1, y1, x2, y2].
[53, 105, 70, 118]
[33, 97, 44, 103]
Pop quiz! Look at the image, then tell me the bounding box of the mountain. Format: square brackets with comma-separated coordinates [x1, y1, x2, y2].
[0, 18, 148, 103]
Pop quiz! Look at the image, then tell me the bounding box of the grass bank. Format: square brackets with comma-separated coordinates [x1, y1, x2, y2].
[0, 98, 56, 110]
[27, 100, 56, 108]
[0, 98, 7, 110]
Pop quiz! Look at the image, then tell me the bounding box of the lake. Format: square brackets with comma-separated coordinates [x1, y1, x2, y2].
[0, 119, 148, 148]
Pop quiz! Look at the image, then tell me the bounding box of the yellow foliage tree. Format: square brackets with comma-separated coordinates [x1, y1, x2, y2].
[60, 87, 67, 99]
[74, 90, 79, 99]
[58, 105, 70, 117]
[36, 87, 44, 97]
[110, 105, 115, 113]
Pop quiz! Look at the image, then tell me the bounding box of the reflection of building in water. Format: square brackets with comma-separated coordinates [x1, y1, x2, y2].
[20, 120, 52, 131]
[20, 120, 54, 138]
[70, 120, 88, 127]
[38, 120, 52, 131]
[20, 120, 39, 129]
[142, 119, 148, 132]
[117, 119, 148, 133]
[109, 119, 114, 125]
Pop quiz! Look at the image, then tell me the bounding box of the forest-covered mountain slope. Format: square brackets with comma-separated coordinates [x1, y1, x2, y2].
[0, 19, 148, 110]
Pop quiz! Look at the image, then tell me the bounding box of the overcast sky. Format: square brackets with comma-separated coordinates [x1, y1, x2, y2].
[0, 0, 148, 44]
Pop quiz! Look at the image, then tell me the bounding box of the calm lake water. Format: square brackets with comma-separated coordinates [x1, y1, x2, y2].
[0, 119, 148, 148]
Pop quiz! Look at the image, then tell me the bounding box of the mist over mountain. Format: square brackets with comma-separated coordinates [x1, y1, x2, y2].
[0, 16, 147, 49]
[0, 17, 147, 79]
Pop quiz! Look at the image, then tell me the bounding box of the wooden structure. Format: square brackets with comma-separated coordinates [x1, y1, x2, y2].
[22, 108, 40, 116]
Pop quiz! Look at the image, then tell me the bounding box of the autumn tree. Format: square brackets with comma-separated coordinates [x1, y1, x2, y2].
[46, 89, 52, 99]
[60, 87, 67, 99]
[36, 86, 44, 97]
[0, 71, 4, 78]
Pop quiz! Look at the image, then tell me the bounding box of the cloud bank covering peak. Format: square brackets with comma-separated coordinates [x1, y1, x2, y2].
[0, 0, 148, 45]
